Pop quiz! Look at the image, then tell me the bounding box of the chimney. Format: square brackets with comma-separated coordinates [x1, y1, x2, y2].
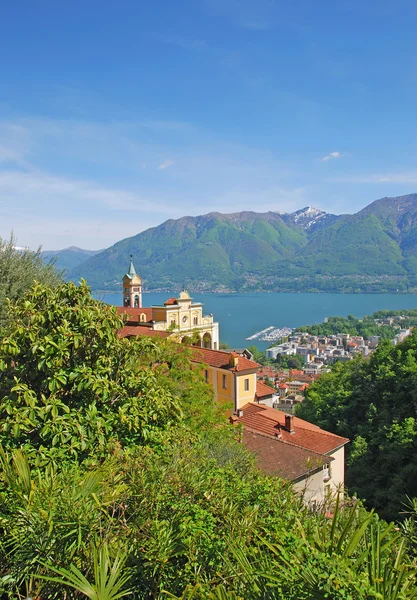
[237, 408, 243, 418]
[229, 352, 239, 368]
[285, 414, 295, 433]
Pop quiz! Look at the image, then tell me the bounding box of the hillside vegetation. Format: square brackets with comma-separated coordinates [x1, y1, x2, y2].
[1, 281, 417, 598]
[66, 194, 417, 292]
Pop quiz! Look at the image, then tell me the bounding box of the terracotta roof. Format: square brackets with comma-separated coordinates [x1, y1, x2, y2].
[243, 430, 329, 481]
[258, 367, 277, 377]
[164, 297, 178, 306]
[296, 374, 315, 383]
[116, 307, 153, 323]
[235, 403, 349, 455]
[119, 326, 169, 339]
[289, 369, 304, 377]
[256, 380, 275, 399]
[278, 383, 288, 389]
[191, 348, 259, 372]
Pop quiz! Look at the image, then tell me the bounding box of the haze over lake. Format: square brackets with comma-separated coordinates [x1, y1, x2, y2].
[98, 292, 417, 349]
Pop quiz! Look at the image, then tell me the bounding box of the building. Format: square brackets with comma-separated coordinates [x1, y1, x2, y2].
[265, 343, 297, 360]
[233, 403, 349, 505]
[118, 257, 219, 349]
[189, 347, 274, 410]
[255, 380, 278, 407]
[286, 380, 309, 395]
[274, 393, 304, 413]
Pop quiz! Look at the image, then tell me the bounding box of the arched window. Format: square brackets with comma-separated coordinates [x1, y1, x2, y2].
[134, 295, 139, 308]
[140, 313, 146, 322]
[193, 316, 198, 325]
[203, 332, 212, 349]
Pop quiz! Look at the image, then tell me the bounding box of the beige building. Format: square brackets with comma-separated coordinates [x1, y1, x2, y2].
[118, 257, 219, 349]
[234, 403, 349, 506]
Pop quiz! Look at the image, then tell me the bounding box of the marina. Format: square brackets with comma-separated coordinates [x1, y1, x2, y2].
[246, 326, 293, 343]
[245, 326, 275, 341]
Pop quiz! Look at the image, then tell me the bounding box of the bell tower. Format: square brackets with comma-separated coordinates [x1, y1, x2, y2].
[122, 255, 142, 308]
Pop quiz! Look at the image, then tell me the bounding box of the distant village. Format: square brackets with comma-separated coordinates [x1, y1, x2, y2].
[255, 324, 412, 414]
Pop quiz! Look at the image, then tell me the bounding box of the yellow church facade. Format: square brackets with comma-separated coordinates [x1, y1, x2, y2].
[118, 257, 219, 350]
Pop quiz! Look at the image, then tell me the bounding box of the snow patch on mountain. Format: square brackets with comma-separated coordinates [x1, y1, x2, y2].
[291, 206, 328, 229]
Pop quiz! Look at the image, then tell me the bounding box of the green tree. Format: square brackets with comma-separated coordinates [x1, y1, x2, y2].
[246, 345, 264, 362]
[0, 281, 196, 464]
[0, 233, 62, 328]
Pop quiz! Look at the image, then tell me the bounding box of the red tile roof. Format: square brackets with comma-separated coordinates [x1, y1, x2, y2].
[256, 380, 275, 399]
[116, 307, 153, 323]
[119, 326, 169, 339]
[164, 297, 178, 306]
[235, 403, 348, 455]
[278, 383, 288, 389]
[243, 430, 329, 481]
[258, 367, 277, 377]
[191, 348, 259, 372]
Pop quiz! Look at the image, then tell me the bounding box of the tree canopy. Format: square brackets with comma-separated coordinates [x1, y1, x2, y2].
[0, 280, 217, 465]
[0, 233, 62, 327]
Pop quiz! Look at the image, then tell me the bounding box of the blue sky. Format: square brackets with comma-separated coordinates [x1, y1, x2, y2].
[0, 0, 416, 249]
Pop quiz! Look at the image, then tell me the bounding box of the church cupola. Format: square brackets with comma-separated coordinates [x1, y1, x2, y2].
[122, 255, 142, 308]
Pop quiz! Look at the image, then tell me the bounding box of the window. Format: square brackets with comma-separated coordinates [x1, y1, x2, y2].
[193, 317, 198, 325]
[323, 463, 331, 481]
[244, 378, 249, 391]
[204, 369, 209, 383]
[171, 319, 176, 327]
[222, 374, 227, 389]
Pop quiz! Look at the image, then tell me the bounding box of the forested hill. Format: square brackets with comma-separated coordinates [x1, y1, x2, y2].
[67, 193, 417, 292]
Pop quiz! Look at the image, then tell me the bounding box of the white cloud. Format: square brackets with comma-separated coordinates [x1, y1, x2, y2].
[328, 171, 417, 184]
[0, 169, 176, 214]
[0, 170, 185, 249]
[322, 151, 342, 162]
[0, 115, 311, 249]
[158, 159, 175, 170]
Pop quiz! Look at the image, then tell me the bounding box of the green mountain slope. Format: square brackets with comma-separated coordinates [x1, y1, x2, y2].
[69, 211, 308, 290]
[68, 194, 417, 292]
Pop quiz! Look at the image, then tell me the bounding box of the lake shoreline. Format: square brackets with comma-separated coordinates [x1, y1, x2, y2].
[96, 291, 417, 349]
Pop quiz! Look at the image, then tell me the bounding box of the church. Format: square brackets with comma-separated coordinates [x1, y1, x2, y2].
[117, 256, 219, 349]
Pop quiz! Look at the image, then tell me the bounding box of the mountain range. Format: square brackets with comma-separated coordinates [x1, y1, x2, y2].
[46, 194, 417, 293]
[41, 246, 102, 272]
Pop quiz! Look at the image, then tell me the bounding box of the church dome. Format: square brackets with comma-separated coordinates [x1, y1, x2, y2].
[179, 290, 191, 300]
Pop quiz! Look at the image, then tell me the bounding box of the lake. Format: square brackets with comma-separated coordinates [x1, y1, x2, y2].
[96, 291, 417, 349]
